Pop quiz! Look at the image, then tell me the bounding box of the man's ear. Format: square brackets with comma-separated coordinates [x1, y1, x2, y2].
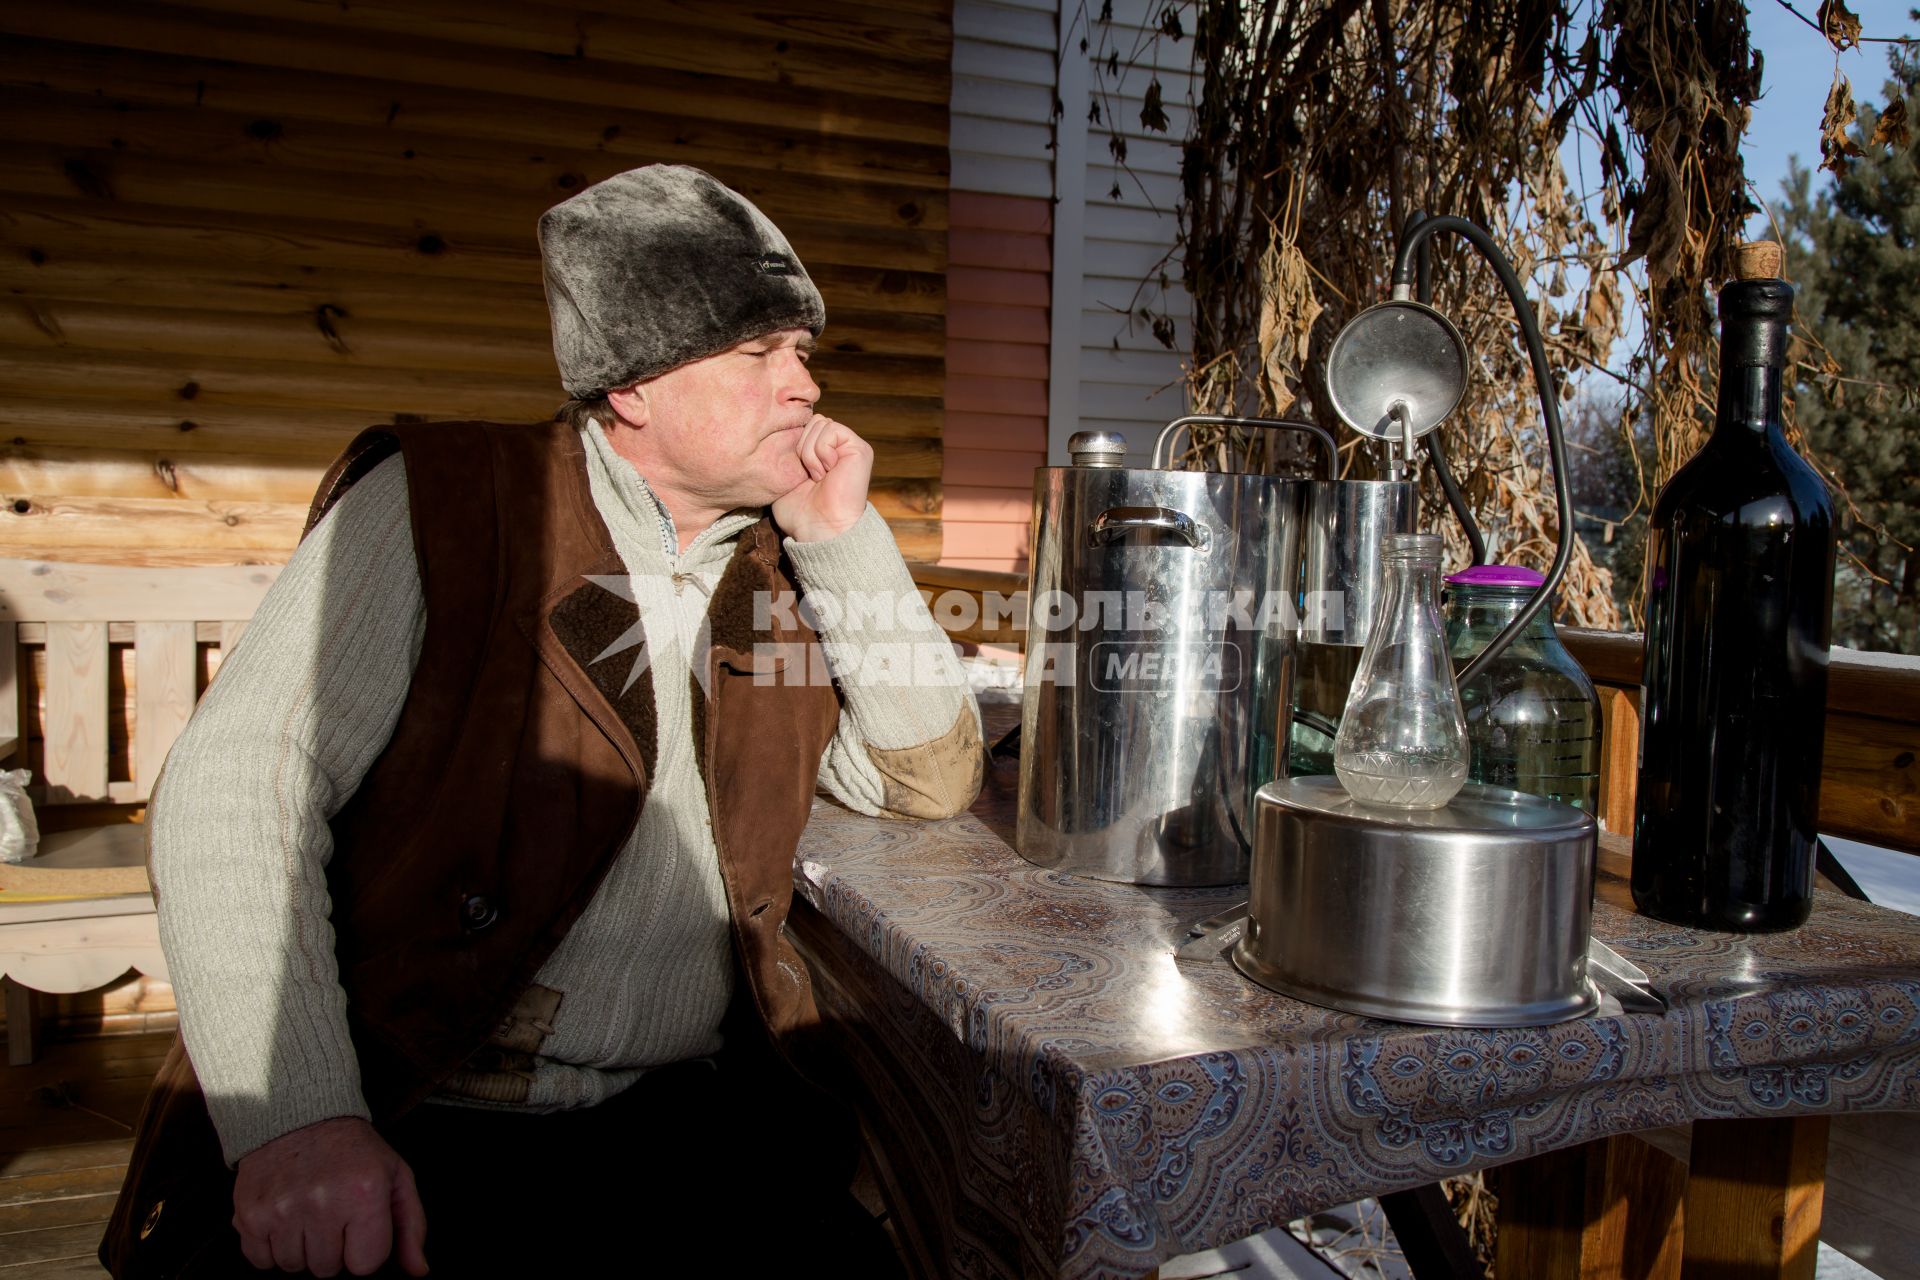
[606, 384, 650, 429]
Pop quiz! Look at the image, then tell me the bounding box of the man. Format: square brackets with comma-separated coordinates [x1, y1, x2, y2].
[102, 165, 982, 1277]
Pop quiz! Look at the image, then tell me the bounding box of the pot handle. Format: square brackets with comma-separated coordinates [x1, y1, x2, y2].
[1089, 506, 1209, 550]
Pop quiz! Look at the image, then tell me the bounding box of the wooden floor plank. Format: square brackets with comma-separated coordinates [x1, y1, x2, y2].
[2, 1055, 169, 1090]
[0, 1221, 109, 1267]
[0, 1189, 115, 1235]
[0, 1255, 108, 1277]
[1, 1048, 169, 1091]
[0, 1077, 151, 1140]
[1824, 1113, 1920, 1280]
[0, 1116, 132, 1159]
[0, 1165, 126, 1209]
[0, 1142, 131, 1181]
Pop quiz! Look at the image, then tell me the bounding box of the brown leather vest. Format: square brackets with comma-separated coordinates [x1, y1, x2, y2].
[102, 421, 842, 1276]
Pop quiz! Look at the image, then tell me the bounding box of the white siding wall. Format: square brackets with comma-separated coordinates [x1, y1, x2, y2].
[1055, 0, 1195, 466]
[952, 0, 1195, 471]
[951, 0, 1057, 198]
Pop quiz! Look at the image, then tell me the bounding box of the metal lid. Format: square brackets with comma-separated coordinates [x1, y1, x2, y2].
[1324, 300, 1469, 441]
[1256, 775, 1594, 839]
[1445, 564, 1544, 587]
[1068, 430, 1128, 467]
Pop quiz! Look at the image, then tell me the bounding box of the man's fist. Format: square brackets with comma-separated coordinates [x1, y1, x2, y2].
[232, 1116, 428, 1276]
[771, 413, 874, 543]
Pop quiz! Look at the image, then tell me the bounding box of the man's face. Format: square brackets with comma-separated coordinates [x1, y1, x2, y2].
[609, 328, 820, 510]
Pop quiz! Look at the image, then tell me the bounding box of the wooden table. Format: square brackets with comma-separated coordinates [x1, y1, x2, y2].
[786, 740, 1920, 1280]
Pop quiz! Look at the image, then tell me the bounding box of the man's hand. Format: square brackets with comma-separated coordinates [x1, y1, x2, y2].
[772, 414, 874, 543]
[232, 1116, 428, 1277]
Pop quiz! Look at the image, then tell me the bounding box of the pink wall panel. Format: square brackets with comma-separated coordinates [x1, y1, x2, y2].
[947, 304, 1051, 345]
[951, 191, 1055, 235]
[943, 190, 1052, 573]
[949, 228, 1051, 272]
[949, 339, 1050, 380]
[941, 557, 1029, 572]
[940, 520, 1030, 560]
[945, 448, 1045, 488]
[946, 412, 1045, 452]
[949, 266, 1051, 308]
[945, 374, 1047, 417]
[943, 484, 1034, 523]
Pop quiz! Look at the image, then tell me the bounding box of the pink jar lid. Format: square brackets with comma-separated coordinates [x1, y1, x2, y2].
[1444, 564, 1545, 587]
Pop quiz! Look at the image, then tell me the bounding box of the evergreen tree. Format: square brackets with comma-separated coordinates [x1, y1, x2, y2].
[1779, 37, 1920, 653]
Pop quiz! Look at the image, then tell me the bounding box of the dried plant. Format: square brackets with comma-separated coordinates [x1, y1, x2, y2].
[1079, 0, 1913, 630]
[1088, 0, 1624, 625]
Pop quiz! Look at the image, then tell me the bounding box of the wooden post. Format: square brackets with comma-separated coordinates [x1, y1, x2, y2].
[4, 975, 37, 1066]
[133, 620, 195, 800]
[1596, 686, 1640, 837]
[43, 621, 109, 804]
[1681, 1116, 1829, 1280]
[1379, 1184, 1483, 1278]
[1490, 1134, 1686, 1279]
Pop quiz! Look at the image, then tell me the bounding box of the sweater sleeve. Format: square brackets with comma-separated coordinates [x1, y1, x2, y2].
[784, 505, 983, 819]
[148, 453, 425, 1165]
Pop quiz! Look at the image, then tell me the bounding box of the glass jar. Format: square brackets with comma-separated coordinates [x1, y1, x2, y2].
[1443, 565, 1602, 811]
[1332, 533, 1469, 808]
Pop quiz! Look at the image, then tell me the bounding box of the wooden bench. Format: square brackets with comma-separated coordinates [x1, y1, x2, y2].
[0, 560, 278, 1064]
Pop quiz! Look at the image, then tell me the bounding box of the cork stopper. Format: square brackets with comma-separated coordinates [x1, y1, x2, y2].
[1735, 240, 1784, 281]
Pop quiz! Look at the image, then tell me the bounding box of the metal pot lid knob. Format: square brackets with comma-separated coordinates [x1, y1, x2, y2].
[1324, 300, 1470, 441]
[1068, 430, 1129, 467]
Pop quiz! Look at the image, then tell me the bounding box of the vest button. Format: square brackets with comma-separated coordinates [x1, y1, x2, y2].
[460, 894, 499, 932]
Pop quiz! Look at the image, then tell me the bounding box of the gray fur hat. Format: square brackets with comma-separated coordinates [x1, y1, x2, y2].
[538, 165, 826, 398]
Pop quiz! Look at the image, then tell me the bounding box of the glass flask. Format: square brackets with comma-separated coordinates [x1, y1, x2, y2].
[1443, 566, 1602, 810]
[1332, 533, 1469, 808]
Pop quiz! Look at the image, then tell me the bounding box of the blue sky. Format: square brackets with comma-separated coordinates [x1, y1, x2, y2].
[1743, 0, 1915, 233]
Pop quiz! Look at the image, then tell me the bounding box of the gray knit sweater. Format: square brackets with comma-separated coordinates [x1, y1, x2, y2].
[150, 424, 980, 1164]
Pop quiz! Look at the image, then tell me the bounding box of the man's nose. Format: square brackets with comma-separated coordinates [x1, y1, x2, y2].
[785, 354, 820, 404]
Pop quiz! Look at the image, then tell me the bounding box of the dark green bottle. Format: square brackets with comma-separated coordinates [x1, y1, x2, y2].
[1632, 252, 1837, 931]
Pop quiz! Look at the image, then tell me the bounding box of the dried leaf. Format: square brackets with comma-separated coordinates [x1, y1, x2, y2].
[1583, 274, 1621, 349]
[1820, 71, 1865, 175]
[1871, 99, 1910, 150]
[1254, 229, 1322, 420]
[1141, 78, 1170, 133]
[1816, 0, 1862, 51]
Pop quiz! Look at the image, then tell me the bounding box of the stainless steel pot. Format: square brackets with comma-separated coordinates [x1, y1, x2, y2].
[1016, 427, 1316, 885]
[1232, 776, 1598, 1025]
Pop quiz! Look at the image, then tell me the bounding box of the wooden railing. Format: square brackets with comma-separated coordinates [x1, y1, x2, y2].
[908, 563, 1920, 856]
[1560, 629, 1919, 854]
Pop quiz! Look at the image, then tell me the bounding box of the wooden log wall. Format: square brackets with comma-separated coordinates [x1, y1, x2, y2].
[0, 0, 952, 565]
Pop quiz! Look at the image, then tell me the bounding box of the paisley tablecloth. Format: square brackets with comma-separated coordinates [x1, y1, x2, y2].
[788, 736, 1920, 1280]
